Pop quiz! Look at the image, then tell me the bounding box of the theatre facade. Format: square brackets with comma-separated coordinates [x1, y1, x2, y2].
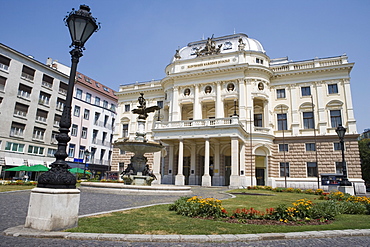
[112, 33, 365, 193]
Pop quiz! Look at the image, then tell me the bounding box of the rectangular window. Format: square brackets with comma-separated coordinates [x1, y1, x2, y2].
[47, 148, 57, 157]
[157, 101, 163, 108]
[301, 86, 311, 96]
[303, 111, 314, 129]
[280, 162, 290, 177]
[74, 105, 80, 117]
[0, 76, 7, 91]
[68, 144, 75, 157]
[334, 142, 344, 151]
[5, 142, 25, 152]
[18, 84, 32, 99]
[330, 110, 342, 128]
[54, 115, 61, 127]
[56, 98, 65, 111]
[328, 84, 338, 94]
[71, 124, 78, 136]
[94, 112, 100, 125]
[84, 109, 90, 120]
[110, 103, 116, 112]
[86, 93, 91, 103]
[36, 109, 48, 123]
[82, 127, 88, 139]
[305, 143, 316, 151]
[33, 127, 45, 140]
[14, 103, 29, 117]
[277, 113, 287, 130]
[21, 65, 35, 81]
[10, 122, 25, 137]
[92, 129, 98, 144]
[125, 104, 130, 112]
[277, 89, 286, 99]
[122, 124, 129, 137]
[102, 132, 107, 145]
[39, 92, 51, 105]
[103, 100, 108, 109]
[95, 97, 100, 106]
[104, 115, 109, 127]
[254, 114, 263, 127]
[42, 74, 53, 89]
[59, 82, 68, 96]
[51, 132, 58, 144]
[76, 89, 82, 99]
[0, 54, 11, 71]
[279, 144, 288, 152]
[28, 145, 44, 155]
[336, 161, 344, 174]
[79, 146, 85, 159]
[307, 162, 318, 177]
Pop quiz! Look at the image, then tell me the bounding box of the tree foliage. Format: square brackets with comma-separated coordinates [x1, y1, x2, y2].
[358, 139, 370, 186]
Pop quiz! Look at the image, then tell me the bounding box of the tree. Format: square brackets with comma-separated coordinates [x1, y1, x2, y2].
[358, 139, 370, 186]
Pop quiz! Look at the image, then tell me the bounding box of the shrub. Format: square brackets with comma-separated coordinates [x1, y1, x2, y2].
[232, 207, 275, 220]
[169, 196, 228, 218]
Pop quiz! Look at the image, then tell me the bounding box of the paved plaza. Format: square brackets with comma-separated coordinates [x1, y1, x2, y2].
[1, 186, 370, 246]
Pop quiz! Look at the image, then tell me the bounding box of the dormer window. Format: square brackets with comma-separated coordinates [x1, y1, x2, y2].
[256, 58, 264, 64]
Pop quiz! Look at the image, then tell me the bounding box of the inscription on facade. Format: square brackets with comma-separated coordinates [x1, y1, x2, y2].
[187, 59, 231, 69]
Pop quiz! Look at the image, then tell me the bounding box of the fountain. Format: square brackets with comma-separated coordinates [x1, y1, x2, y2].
[114, 93, 163, 185]
[80, 93, 191, 194]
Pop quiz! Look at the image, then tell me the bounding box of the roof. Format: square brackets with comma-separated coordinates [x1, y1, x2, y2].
[76, 72, 117, 101]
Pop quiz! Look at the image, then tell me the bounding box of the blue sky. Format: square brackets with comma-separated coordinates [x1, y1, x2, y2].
[1, 0, 369, 133]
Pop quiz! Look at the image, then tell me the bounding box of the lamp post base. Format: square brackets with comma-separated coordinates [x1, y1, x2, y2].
[25, 187, 80, 231]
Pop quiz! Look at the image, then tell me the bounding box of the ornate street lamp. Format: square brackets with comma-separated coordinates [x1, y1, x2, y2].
[83, 149, 91, 177]
[335, 124, 352, 186]
[37, 5, 100, 189]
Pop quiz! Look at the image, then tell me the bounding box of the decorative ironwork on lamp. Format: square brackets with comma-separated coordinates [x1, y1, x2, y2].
[335, 124, 352, 186]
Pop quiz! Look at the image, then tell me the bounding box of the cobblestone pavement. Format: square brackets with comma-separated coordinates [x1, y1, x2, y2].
[1, 187, 370, 246]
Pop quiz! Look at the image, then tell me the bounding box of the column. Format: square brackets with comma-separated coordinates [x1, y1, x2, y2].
[229, 137, 240, 188]
[215, 81, 223, 118]
[151, 151, 162, 185]
[175, 139, 185, 185]
[245, 79, 254, 133]
[289, 84, 300, 135]
[189, 143, 196, 185]
[193, 84, 201, 120]
[202, 138, 212, 186]
[172, 87, 180, 121]
[238, 79, 247, 121]
[162, 144, 174, 184]
[315, 81, 327, 134]
[212, 142, 221, 186]
[239, 141, 247, 187]
[342, 79, 356, 133]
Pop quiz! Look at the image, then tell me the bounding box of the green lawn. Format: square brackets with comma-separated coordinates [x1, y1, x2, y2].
[67, 190, 370, 235]
[0, 185, 35, 192]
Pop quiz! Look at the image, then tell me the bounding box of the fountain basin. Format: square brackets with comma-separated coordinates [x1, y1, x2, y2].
[114, 141, 163, 155]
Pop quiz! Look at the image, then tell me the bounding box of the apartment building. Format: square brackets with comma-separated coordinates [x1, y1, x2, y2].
[0, 43, 117, 180]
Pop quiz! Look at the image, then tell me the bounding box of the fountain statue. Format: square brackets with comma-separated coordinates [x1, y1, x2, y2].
[114, 93, 163, 185]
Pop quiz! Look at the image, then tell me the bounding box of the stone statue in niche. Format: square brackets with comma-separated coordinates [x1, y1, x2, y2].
[227, 83, 235, 91]
[184, 88, 190, 96]
[205, 86, 212, 93]
[258, 82, 264, 91]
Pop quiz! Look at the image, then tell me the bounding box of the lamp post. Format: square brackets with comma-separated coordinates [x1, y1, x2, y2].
[335, 124, 352, 186]
[83, 149, 91, 177]
[37, 5, 99, 189]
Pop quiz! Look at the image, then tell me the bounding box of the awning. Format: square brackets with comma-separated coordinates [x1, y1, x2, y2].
[4, 157, 25, 166]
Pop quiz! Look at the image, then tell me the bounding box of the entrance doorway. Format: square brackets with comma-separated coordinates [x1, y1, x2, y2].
[224, 156, 231, 186]
[183, 157, 190, 185]
[255, 168, 265, 186]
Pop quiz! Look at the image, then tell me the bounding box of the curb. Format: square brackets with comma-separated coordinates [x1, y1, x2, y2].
[3, 226, 370, 242]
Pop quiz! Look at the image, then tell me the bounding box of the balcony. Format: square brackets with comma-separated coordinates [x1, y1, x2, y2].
[21, 72, 34, 81]
[0, 63, 9, 71]
[14, 110, 27, 118]
[155, 117, 241, 129]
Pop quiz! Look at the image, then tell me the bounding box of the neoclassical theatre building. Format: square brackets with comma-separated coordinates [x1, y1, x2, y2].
[112, 33, 365, 192]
